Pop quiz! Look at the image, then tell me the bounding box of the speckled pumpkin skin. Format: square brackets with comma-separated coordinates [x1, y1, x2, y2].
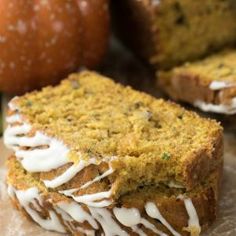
[0, 0, 109, 94]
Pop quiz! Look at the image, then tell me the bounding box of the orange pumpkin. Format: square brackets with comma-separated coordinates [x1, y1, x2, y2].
[0, 0, 109, 94]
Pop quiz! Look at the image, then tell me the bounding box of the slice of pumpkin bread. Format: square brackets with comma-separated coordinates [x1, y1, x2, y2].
[158, 50, 236, 115]
[7, 155, 222, 236]
[4, 71, 223, 202]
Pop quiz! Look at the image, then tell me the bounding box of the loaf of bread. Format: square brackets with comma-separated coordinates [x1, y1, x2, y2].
[4, 71, 223, 235]
[112, 0, 236, 69]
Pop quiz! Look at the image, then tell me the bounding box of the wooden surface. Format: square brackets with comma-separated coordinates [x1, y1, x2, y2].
[0, 39, 236, 235]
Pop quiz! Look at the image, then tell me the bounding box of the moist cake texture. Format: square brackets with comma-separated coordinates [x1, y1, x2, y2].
[4, 71, 223, 198]
[112, 0, 236, 69]
[4, 71, 224, 235]
[158, 50, 236, 115]
[7, 155, 222, 236]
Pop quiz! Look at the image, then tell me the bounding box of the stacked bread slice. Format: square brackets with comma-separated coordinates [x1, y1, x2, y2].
[4, 71, 223, 236]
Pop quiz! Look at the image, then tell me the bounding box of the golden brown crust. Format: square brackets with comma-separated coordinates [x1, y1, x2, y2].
[182, 129, 223, 188]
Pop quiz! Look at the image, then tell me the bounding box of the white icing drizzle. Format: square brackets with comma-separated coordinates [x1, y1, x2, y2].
[19, 145, 68, 172]
[57, 202, 98, 229]
[10, 187, 66, 233]
[57, 201, 98, 229]
[80, 164, 114, 189]
[193, 81, 236, 114]
[6, 113, 22, 123]
[59, 188, 78, 195]
[89, 207, 129, 236]
[55, 207, 72, 221]
[4, 124, 69, 172]
[131, 226, 146, 236]
[43, 158, 96, 188]
[145, 202, 181, 236]
[183, 199, 201, 233]
[9, 184, 201, 236]
[194, 98, 236, 115]
[56, 205, 97, 236]
[54, 207, 79, 233]
[60, 189, 112, 207]
[141, 218, 168, 236]
[209, 81, 236, 90]
[4, 124, 31, 148]
[113, 207, 168, 236]
[178, 195, 201, 234]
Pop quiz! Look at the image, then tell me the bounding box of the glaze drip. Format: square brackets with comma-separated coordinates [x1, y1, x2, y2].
[8, 185, 202, 236]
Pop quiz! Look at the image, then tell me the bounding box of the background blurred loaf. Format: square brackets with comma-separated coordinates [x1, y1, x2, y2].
[112, 0, 236, 69]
